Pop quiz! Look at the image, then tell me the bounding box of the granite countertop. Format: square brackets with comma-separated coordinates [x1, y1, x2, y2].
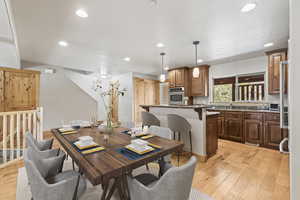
[140, 104, 211, 109]
[207, 107, 280, 113]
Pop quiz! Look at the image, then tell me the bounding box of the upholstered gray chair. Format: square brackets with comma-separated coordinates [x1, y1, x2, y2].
[26, 132, 54, 151]
[167, 114, 193, 155]
[24, 150, 87, 200]
[141, 111, 160, 128]
[128, 156, 198, 200]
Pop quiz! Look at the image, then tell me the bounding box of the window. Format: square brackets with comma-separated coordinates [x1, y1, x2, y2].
[213, 73, 265, 103]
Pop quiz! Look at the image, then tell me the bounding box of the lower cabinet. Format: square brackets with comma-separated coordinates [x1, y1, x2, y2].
[264, 120, 283, 149]
[210, 110, 285, 151]
[206, 114, 219, 158]
[225, 112, 244, 142]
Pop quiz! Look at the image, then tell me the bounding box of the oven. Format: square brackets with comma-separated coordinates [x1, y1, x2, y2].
[169, 87, 185, 105]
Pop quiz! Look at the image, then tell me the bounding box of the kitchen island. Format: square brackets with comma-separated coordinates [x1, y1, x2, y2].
[140, 104, 217, 161]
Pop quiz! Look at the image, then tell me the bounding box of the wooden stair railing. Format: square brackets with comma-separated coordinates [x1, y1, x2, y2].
[0, 107, 43, 166]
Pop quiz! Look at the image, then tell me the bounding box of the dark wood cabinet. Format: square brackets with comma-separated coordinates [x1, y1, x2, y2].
[168, 70, 176, 88]
[217, 116, 225, 138]
[206, 114, 219, 158]
[190, 65, 209, 97]
[225, 112, 244, 142]
[264, 113, 283, 150]
[175, 69, 185, 87]
[266, 49, 288, 94]
[244, 113, 263, 145]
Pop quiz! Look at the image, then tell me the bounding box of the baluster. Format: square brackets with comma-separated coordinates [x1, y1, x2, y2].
[3, 115, 7, 163]
[254, 85, 257, 101]
[16, 113, 20, 159]
[10, 114, 15, 161]
[23, 113, 27, 149]
[33, 112, 37, 140]
[28, 113, 32, 134]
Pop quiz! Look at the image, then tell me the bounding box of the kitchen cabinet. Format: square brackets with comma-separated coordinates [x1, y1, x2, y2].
[217, 112, 225, 138]
[244, 112, 263, 145]
[225, 112, 244, 142]
[206, 114, 219, 158]
[190, 65, 209, 97]
[168, 67, 190, 97]
[266, 49, 288, 94]
[264, 113, 283, 150]
[0, 67, 40, 112]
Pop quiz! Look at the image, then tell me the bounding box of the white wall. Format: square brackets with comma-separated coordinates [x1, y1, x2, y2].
[289, 0, 299, 199]
[194, 56, 280, 104]
[30, 66, 97, 130]
[0, 0, 20, 68]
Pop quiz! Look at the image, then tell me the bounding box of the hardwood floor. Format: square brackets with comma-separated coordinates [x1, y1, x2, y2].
[0, 133, 290, 200]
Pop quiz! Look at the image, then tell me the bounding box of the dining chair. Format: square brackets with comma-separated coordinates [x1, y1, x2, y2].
[141, 111, 160, 128]
[128, 156, 198, 200]
[167, 114, 193, 156]
[24, 150, 87, 200]
[26, 132, 53, 151]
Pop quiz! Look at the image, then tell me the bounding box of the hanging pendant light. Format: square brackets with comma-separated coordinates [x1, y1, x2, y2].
[160, 52, 166, 82]
[192, 41, 200, 78]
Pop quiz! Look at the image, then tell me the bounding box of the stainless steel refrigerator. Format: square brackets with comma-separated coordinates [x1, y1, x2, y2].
[279, 60, 289, 153]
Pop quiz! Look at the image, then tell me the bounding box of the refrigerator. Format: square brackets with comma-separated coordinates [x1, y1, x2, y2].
[279, 60, 289, 153]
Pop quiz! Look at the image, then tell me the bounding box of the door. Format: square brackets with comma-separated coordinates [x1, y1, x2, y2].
[244, 119, 263, 145]
[268, 51, 287, 94]
[175, 69, 184, 87]
[4, 71, 39, 111]
[134, 78, 145, 123]
[168, 70, 176, 88]
[264, 121, 283, 149]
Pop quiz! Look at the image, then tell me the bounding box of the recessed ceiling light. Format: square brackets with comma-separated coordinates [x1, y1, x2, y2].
[76, 9, 88, 18]
[123, 57, 131, 62]
[156, 43, 165, 48]
[241, 3, 257, 13]
[264, 42, 274, 48]
[58, 40, 68, 47]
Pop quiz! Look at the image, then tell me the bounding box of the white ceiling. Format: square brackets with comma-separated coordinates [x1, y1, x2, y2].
[11, 0, 289, 75]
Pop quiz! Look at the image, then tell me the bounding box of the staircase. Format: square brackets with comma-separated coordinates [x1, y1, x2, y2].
[0, 107, 43, 167]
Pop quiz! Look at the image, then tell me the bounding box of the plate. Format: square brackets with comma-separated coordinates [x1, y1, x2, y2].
[125, 144, 155, 155]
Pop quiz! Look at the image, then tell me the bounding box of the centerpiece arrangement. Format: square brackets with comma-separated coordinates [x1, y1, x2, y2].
[93, 79, 127, 136]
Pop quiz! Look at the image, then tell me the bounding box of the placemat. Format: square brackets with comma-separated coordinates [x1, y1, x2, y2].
[116, 147, 161, 160]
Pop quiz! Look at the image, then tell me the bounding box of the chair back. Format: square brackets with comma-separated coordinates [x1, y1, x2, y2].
[167, 114, 191, 134]
[141, 112, 160, 127]
[152, 156, 197, 200]
[148, 126, 172, 140]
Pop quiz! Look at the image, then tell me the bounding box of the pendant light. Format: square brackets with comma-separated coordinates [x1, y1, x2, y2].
[160, 52, 166, 82]
[192, 41, 200, 78]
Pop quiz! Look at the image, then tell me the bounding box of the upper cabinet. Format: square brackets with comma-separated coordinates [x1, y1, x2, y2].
[168, 67, 190, 96]
[190, 65, 209, 97]
[266, 49, 288, 94]
[0, 67, 40, 112]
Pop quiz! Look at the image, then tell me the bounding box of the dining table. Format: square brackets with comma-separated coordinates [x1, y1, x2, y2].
[51, 127, 184, 200]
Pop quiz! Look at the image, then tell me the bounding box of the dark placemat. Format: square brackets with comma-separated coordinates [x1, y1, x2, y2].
[116, 147, 161, 160]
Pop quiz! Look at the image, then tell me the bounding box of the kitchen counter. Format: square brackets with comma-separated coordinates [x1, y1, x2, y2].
[207, 107, 280, 113]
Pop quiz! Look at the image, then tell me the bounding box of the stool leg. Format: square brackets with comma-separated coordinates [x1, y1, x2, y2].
[189, 131, 193, 157]
[178, 132, 181, 141]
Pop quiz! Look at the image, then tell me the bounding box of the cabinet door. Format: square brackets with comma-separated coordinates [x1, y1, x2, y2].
[191, 66, 209, 96]
[244, 119, 263, 145]
[206, 115, 218, 158]
[168, 70, 176, 88]
[264, 121, 283, 149]
[4, 71, 39, 111]
[175, 69, 184, 87]
[225, 118, 243, 142]
[217, 117, 225, 138]
[268, 51, 287, 94]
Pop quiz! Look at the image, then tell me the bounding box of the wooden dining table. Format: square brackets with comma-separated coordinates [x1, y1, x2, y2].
[51, 127, 184, 200]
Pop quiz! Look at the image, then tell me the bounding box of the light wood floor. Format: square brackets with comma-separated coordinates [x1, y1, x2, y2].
[0, 133, 290, 200]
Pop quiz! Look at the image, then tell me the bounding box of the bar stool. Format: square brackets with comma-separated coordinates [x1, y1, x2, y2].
[141, 111, 160, 128]
[167, 114, 193, 158]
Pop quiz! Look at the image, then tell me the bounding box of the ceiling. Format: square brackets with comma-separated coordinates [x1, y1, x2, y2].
[11, 0, 289, 75]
